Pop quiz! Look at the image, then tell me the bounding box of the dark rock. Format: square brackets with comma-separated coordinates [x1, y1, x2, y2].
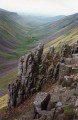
[33, 92, 50, 112]
[61, 43, 72, 58]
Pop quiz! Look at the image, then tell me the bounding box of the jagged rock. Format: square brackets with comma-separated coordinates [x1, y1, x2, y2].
[59, 63, 72, 84]
[17, 56, 24, 79]
[47, 63, 54, 80]
[47, 46, 55, 56]
[53, 52, 60, 66]
[53, 62, 60, 81]
[8, 44, 44, 107]
[61, 43, 72, 58]
[8, 40, 78, 111]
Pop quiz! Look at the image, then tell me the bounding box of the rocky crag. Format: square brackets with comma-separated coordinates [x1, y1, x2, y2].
[8, 41, 78, 120]
[8, 43, 60, 108]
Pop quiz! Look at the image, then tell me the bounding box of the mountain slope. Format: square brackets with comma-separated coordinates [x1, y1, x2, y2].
[43, 13, 78, 51]
[31, 13, 78, 41]
[0, 9, 65, 61]
[0, 9, 27, 60]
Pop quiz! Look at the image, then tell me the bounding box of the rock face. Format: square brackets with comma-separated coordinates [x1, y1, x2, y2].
[33, 92, 50, 111]
[8, 44, 44, 107]
[31, 41, 78, 120]
[8, 44, 60, 108]
[33, 92, 50, 119]
[61, 43, 72, 58]
[8, 40, 78, 113]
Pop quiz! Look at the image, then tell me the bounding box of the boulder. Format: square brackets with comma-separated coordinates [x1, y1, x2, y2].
[33, 92, 50, 112]
[33, 92, 50, 119]
[47, 92, 60, 110]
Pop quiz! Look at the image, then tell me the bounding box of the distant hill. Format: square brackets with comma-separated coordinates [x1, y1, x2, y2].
[44, 13, 78, 51]
[0, 9, 64, 61]
[30, 13, 78, 50]
[0, 9, 27, 60]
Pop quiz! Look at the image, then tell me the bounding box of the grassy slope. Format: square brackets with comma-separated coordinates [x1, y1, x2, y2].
[31, 13, 78, 41]
[44, 28, 78, 52]
[0, 71, 17, 90]
[0, 95, 8, 109]
[0, 9, 38, 60]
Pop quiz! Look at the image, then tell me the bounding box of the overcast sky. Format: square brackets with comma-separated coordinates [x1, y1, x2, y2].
[0, 0, 78, 16]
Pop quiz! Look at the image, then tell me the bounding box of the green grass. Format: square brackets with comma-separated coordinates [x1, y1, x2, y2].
[44, 28, 78, 53]
[0, 95, 8, 110]
[0, 71, 17, 90]
[64, 104, 74, 120]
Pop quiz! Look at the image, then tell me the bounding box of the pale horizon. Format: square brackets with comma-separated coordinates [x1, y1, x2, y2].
[0, 0, 78, 16]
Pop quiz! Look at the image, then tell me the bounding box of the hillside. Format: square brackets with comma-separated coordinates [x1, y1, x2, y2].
[0, 9, 65, 92]
[0, 9, 64, 61]
[0, 9, 30, 61]
[31, 13, 78, 43]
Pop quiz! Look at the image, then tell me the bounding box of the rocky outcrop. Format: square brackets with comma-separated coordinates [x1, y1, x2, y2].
[8, 40, 78, 116]
[8, 44, 44, 107]
[30, 41, 78, 120]
[8, 44, 60, 108]
[61, 43, 72, 58]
